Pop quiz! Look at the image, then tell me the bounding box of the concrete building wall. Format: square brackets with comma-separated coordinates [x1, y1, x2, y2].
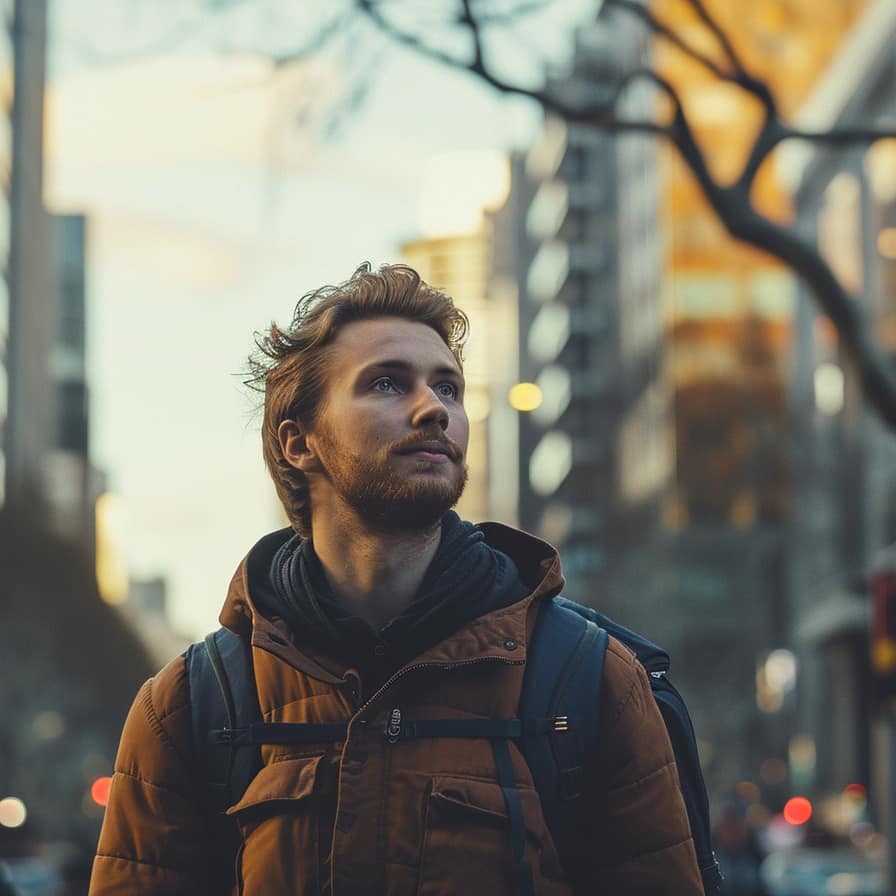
[786, 0, 896, 815]
[4, 0, 54, 508]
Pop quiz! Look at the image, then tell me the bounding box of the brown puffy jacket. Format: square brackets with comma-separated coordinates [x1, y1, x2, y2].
[89, 524, 704, 895]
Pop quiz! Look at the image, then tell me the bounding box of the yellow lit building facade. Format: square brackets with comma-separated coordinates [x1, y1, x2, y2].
[653, 0, 871, 530]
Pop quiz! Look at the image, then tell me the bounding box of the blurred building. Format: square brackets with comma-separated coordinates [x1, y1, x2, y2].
[781, 0, 896, 821]
[627, 0, 876, 799]
[2, 0, 55, 510]
[123, 575, 191, 666]
[0, 2, 101, 555]
[512, 4, 669, 603]
[0, 0, 154, 854]
[491, 0, 879, 805]
[0, 506, 155, 853]
[46, 213, 105, 552]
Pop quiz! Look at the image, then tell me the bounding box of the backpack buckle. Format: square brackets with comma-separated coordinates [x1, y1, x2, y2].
[385, 707, 402, 743]
[553, 716, 569, 732]
[212, 727, 248, 745]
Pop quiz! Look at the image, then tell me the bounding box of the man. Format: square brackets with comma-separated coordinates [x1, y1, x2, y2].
[89, 263, 703, 895]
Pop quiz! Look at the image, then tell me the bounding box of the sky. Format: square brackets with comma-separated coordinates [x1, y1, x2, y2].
[45, 1, 593, 640]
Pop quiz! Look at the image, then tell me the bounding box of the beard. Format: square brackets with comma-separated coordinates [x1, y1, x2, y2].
[315, 427, 469, 534]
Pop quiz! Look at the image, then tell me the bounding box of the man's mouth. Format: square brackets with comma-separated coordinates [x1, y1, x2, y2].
[395, 439, 459, 462]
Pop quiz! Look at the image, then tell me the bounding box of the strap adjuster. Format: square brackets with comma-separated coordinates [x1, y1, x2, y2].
[385, 707, 402, 743]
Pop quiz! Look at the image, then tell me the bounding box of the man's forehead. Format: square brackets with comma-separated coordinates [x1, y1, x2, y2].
[333, 317, 460, 372]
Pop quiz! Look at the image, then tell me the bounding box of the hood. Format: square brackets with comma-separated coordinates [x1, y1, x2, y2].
[218, 521, 565, 680]
[220, 522, 564, 633]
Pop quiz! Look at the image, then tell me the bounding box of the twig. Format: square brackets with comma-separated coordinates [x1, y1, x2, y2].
[604, 0, 730, 81]
[357, 0, 669, 136]
[682, 0, 747, 76]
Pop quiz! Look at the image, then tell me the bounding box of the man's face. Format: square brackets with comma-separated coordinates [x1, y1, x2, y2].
[302, 317, 469, 533]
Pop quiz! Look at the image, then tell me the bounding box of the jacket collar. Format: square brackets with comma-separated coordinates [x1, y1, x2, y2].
[218, 521, 565, 680]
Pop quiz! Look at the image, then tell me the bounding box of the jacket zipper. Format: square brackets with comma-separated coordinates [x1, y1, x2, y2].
[354, 655, 525, 718]
[330, 654, 524, 896]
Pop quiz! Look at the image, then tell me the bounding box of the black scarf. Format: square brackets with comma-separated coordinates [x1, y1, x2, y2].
[268, 511, 529, 692]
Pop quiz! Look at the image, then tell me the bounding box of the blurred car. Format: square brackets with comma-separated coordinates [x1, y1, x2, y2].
[760, 847, 885, 896]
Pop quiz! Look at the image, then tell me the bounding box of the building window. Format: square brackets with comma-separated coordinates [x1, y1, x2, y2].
[57, 380, 87, 454]
[818, 171, 863, 296]
[529, 430, 573, 496]
[527, 241, 570, 303]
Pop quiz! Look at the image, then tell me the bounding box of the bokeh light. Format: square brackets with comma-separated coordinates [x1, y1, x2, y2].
[783, 796, 812, 825]
[508, 382, 543, 412]
[760, 757, 788, 785]
[735, 781, 760, 803]
[91, 776, 113, 807]
[0, 796, 27, 829]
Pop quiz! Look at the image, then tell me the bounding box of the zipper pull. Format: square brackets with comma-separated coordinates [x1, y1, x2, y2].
[385, 707, 402, 743]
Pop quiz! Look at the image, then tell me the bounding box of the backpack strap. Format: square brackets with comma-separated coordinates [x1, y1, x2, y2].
[651, 677, 724, 894]
[518, 597, 608, 874]
[183, 607, 617, 896]
[187, 627, 263, 815]
[588, 611, 724, 896]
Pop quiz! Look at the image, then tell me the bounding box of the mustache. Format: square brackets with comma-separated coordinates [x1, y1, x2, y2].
[391, 432, 463, 462]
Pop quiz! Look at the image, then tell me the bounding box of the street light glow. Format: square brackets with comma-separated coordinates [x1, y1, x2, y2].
[508, 382, 543, 412]
[0, 797, 27, 829]
[814, 362, 844, 416]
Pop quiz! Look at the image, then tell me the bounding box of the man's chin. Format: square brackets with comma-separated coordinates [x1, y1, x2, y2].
[358, 495, 460, 534]
[355, 474, 467, 533]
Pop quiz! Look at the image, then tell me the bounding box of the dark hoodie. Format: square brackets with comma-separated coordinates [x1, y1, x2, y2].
[250, 511, 530, 695]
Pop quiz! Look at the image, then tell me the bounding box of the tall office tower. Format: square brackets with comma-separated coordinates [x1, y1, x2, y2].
[653, 0, 870, 537]
[2, 0, 55, 508]
[46, 214, 101, 551]
[517, 4, 668, 605]
[648, 0, 874, 795]
[783, 0, 896, 807]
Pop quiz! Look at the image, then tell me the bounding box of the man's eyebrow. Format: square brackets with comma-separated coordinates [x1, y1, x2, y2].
[358, 359, 463, 379]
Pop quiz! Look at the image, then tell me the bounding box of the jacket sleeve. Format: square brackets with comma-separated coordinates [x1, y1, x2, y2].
[89, 656, 212, 896]
[571, 638, 704, 896]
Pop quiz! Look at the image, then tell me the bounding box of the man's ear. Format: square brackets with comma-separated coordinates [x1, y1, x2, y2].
[278, 419, 323, 473]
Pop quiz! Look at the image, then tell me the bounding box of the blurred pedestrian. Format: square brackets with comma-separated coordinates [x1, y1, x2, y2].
[89, 264, 705, 895]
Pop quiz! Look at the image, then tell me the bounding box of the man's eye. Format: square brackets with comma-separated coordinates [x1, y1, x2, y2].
[436, 383, 459, 399]
[373, 377, 398, 393]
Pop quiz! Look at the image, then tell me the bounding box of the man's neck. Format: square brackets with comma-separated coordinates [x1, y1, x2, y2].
[309, 511, 443, 631]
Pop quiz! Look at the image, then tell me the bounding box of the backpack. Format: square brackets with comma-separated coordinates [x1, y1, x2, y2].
[186, 596, 723, 895]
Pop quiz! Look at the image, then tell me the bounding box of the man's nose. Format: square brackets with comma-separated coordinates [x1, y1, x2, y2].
[410, 385, 449, 430]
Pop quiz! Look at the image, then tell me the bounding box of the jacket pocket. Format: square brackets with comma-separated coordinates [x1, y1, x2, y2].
[227, 755, 324, 896]
[417, 775, 571, 896]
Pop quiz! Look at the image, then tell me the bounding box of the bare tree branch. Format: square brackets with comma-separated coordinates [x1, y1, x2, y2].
[355, 0, 896, 427]
[460, 0, 484, 72]
[356, 0, 669, 136]
[782, 125, 896, 147]
[460, 0, 555, 27]
[604, 0, 730, 82]
[683, 0, 748, 76]
[607, 0, 778, 114]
